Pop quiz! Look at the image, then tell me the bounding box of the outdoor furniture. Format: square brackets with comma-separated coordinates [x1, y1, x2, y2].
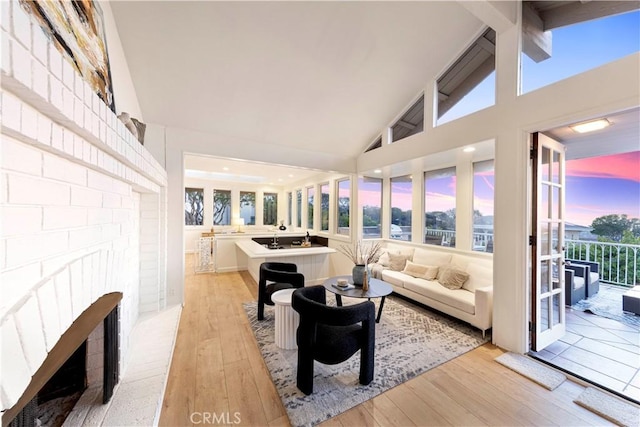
[565, 264, 587, 306]
[292, 285, 375, 395]
[567, 259, 600, 297]
[622, 286, 640, 315]
[257, 262, 305, 320]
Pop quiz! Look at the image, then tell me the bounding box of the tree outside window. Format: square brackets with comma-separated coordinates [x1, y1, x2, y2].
[240, 191, 256, 225]
[320, 183, 329, 231]
[213, 189, 231, 225]
[390, 176, 412, 241]
[473, 160, 494, 252]
[307, 186, 315, 229]
[263, 193, 278, 226]
[287, 192, 292, 226]
[360, 177, 382, 238]
[337, 179, 350, 235]
[296, 189, 302, 228]
[424, 168, 456, 246]
[185, 188, 204, 225]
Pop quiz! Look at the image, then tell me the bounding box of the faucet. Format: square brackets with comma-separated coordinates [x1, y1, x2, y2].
[272, 233, 278, 246]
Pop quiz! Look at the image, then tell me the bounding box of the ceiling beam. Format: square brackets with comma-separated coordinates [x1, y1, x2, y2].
[540, 1, 639, 30]
[476, 35, 496, 55]
[396, 120, 417, 130]
[438, 56, 495, 118]
[458, 0, 517, 34]
[522, 2, 552, 63]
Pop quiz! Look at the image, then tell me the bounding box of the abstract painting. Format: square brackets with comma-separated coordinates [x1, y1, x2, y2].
[20, 0, 116, 112]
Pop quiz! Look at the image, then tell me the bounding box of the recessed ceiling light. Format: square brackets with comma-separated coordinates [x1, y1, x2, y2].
[570, 118, 610, 134]
[278, 178, 283, 182]
[463, 147, 476, 153]
[288, 174, 294, 178]
[223, 167, 229, 171]
[374, 169, 382, 174]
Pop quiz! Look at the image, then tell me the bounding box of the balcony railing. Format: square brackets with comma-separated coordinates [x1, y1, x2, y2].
[565, 239, 640, 287]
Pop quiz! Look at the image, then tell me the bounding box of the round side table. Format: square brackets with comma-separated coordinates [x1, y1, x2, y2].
[271, 288, 299, 350]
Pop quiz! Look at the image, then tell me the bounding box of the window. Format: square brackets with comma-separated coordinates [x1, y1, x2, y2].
[364, 136, 382, 153]
[473, 160, 494, 252]
[424, 168, 456, 246]
[307, 186, 315, 229]
[360, 177, 382, 238]
[296, 189, 302, 228]
[239, 191, 256, 225]
[320, 183, 329, 231]
[391, 95, 424, 143]
[263, 192, 278, 226]
[185, 188, 204, 225]
[287, 192, 292, 226]
[436, 28, 496, 125]
[337, 179, 351, 235]
[521, 7, 639, 94]
[390, 176, 412, 241]
[213, 189, 231, 225]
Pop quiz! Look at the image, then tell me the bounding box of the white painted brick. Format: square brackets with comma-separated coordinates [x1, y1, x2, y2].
[11, 0, 31, 48]
[43, 153, 88, 185]
[141, 209, 159, 219]
[50, 121, 63, 151]
[0, 0, 10, 32]
[0, 205, 42, 236]
[82, 254, 93, 308]
[99, 120, 107, 143]
[82, 139, 91, 162]
[1, 31, 11, 76]
[48, 42, 62, 79]
[62, 57, 75, 89]
[87, 169, 113, 192]
[71, 187, 102, 207]
[91, 111, 100, 138]
[20, 102, 38, 140]
[84, 105, 92, 130]
[83, 80, 92, 107]
[73, 134, 84, 158]
[88, 207, 112, 225]
[63, 127, 75, 155]
[62, 87, 74, 120]
[5, 231, 69, 267]
[90, 144, 98, 165]
[92, 91, 101, 114]
[112, 179, 130, 196]
[37, 113, 52, 145]
[1, 136, 41, 174]
[8, 174, 70, 206]
[1, 316, 32, 409]
[74, 68, 84, 98]
[69, 258, 84, 318]
[69, 226, 101, 250]
[31, 59, 48, 99]
[0, 173, 7, 205]
[36, 279, 60, 351]
[39, 246, 82, 278]
[49, 75, 63, 111]
[0, 262, 40, 315]
[1, 90, 21, 131]
[55, 268, 72, 333]
[11, 37, 30, 88]
[102, 193, 121, 209]
[31, 24, 48, 65]
[14, 295, 47, 373]
[74, 96, 84, 126]
[43, 206, 87, 230]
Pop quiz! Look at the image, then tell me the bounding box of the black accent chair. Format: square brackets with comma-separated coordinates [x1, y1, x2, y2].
[567, 259, 600, 297]
[292, 285, 375, 395]
[257, 262, 305, 320]
[565, 263, 588, 306]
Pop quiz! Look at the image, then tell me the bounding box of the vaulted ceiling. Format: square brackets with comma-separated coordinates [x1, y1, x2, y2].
[110, 1, 484, 159]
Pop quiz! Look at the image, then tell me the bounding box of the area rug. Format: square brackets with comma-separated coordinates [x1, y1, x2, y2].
[574, 387, 640, 427]
[244, 297, 489, 427]
[572, 284, 640, 329]
[495, 352, 566, 390]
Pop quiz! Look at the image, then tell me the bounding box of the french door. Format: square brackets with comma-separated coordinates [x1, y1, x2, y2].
[531, 133, 566, 351]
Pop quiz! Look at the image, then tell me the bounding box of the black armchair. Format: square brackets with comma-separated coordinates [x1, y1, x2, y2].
[258, 262, 305, 320]
[292, 286, 375, 395]
[567, 259, 600, 297]
[565, 263, 588, 306]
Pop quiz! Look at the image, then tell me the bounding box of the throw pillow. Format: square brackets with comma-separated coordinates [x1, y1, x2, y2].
[378, 251, 391, 267]
[437, 266, 470, 290]
[402, 260, 429, 278]
[389, 253, 410, 272]
[422, 265, 439, 281]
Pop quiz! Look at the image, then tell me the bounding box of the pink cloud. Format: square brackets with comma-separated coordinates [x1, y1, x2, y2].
[566, 151, 640, 182]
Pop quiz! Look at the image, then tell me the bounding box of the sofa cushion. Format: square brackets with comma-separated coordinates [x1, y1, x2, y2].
[413, 248, 451, 267]
[378, 251, 392, 267]
[573, 276, 585, 290]
[402, 260, 439, 280]
[589, 272, 599, 284]
[404, 277, 475, 315]
[463, 263, 493, 293]
[389, 253, 411, 271]
[437, 266, 469, 290]
[381, 270, 409, 287]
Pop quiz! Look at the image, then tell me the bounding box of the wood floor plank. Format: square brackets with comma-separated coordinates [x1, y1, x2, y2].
[160, 258, 614, 427]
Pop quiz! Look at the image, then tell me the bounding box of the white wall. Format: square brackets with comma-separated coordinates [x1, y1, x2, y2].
[0, 0, 167, 414]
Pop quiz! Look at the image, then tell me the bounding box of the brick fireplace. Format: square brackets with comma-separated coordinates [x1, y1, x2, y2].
[1, 1, 168, 425]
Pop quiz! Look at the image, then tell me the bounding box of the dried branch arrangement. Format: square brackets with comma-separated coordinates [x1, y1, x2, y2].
[337, 240, 383, 265]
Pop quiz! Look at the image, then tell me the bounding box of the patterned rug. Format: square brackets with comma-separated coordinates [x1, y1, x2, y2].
[572, 284, 640, 329]
[244, 296, 489, 427]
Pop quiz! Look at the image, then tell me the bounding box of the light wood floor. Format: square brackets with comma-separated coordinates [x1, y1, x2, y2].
[159, 259, 614, 426]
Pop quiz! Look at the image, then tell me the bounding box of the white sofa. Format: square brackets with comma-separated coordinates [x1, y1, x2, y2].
[370, 244, 493, 335]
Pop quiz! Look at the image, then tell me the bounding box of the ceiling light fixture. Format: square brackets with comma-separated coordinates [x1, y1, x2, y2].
[288, 174, 294, 178]
[223, 167, 229, 171]
[463, 147, 476, 153]
[570, 118, 610, 134]
[374, 169, 382, 174]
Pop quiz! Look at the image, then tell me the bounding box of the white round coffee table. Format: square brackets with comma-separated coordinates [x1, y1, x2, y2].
[271, 288, 299, 350]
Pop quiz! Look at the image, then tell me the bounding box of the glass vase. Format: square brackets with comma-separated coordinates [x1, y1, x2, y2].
[352, 264, 366, 286]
